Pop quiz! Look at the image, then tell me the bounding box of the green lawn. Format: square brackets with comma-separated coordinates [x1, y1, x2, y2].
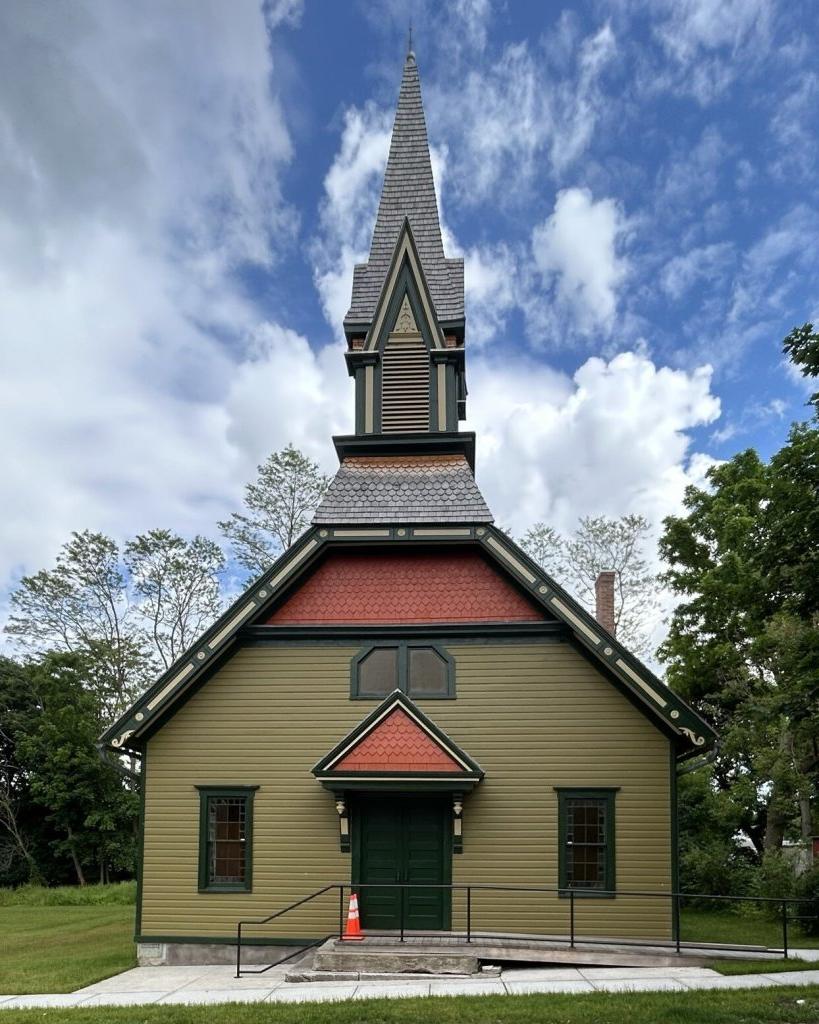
[0, 989, 818, 1024]
[681, 907, 819, 950]
[711, 958, 819, 975]
[0, 905, 136, 994]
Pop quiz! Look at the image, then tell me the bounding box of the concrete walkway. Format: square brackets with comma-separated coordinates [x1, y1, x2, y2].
[2, 958, 819, 1009]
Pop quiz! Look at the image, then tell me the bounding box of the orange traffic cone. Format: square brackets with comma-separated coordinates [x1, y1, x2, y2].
[342, 891, 364, 941]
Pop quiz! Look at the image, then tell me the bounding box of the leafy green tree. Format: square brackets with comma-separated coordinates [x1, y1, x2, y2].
[0, 657, 42, 884]
[783, 322, 819, 413]
[16, 653, 138, 885]
[659, 425, 819, 855]
[219, 444, 329, 580]
[520, 514, 659, 655]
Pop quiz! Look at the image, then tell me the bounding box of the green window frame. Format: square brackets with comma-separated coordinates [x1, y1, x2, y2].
[351, 641, 455, 700]
[197, 786, 258, 893]
[556, 788, 617, 897]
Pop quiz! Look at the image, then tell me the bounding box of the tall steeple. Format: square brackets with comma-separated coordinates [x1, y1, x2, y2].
[344, 50, 464, 337]
[343, 50, 467, 439]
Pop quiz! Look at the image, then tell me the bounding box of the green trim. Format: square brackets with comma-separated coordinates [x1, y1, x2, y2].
[243, 624, 564, 644]
[134, 745, 146, 941]
[102, 518, 715, 759]
[331, 431, 476, 472]
[197, 787, 257, 893]
[556, 788, 617, 898]
[137, 935, 316, 947]
[350, 641, 456, 700]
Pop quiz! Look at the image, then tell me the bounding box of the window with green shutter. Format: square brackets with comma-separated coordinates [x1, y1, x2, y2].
[556, 788, 617, 897]
[197, 786, 257, 892]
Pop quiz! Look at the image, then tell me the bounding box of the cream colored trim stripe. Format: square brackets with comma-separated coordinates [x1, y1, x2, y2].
[146, 662, 195, 711]
[412, 528, 472, 537]
[437, 362, 446, 429]
[550, 597, 602, 646]
[484, 536, 537, 583]
[364, 365, 374, 433]
[332, 529, 391, 538]
[268, 538, 319, 589]
[615, 658, 668, 708]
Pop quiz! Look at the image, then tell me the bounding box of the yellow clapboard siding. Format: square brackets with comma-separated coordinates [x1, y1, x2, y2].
[141, 642, 672, 941]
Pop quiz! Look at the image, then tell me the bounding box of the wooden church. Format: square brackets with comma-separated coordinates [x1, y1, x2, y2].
[102, 50, 716, 966]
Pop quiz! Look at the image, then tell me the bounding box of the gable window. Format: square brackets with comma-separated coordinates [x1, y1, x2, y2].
[556, 788, 617, 896]
[352, 642, 454, 699]
[197, 786, 257, 892]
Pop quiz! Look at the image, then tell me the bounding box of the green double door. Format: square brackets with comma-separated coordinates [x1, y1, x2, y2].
[355, 796, 451, 932]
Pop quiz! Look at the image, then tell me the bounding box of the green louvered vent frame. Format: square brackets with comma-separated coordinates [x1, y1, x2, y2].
[381, 333, 430, 432]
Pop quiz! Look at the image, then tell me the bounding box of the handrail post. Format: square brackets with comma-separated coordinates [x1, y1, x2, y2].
[466, 887, 471, 944]
[339, 885, 344, 941]
[400, 883, 405, 943]
[782, 899, 789, 960]
[235, 922, 242, 979]
[570, 888, 575, 949]
[675, 893, 681, 954]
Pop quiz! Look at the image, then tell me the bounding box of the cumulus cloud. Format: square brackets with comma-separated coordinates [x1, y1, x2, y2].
[0, 0, 358, 590]
[466, 350, 721, 536]
[531, 188, 628, 334]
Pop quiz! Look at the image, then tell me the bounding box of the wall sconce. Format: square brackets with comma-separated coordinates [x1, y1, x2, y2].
[453, 793, 463, 854]
[336, 797, 350, 853]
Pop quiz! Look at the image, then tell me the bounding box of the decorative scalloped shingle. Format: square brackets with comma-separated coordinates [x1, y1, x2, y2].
[344, 53, 464, 327]
[266, 550, 544, 625]
[312, 454, 493, 525]
[334, 708, 461, 772]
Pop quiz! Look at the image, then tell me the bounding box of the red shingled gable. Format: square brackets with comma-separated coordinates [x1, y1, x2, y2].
[266, 549, 545, 624]
[333, 707, 461, 772]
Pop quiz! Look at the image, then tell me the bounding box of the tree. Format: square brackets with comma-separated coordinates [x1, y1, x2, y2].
[219, 444, 329, 580]
[783, 322, 819, 413]
[4, 531, 147, 723]
[16, 653, 138, 885]
[659, 424, 819, 856]
[125, 529, 224, 671]
[4, 528, 228, 725]
[0, 657, 42, 884]
[520, 514, 659, 655]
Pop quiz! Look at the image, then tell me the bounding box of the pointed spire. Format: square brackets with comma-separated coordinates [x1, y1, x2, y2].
[344, 52, 464, 332]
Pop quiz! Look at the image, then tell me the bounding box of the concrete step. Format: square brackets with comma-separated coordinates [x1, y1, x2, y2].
[312, 947, 480, 975]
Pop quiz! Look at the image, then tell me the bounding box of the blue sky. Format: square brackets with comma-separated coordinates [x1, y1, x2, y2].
[0, 0, 817, 622]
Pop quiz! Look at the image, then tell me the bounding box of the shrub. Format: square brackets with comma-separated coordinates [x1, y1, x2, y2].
[796, 863, 819, 936]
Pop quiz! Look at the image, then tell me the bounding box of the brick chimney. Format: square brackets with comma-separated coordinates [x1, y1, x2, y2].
[595, 571, 616, 635]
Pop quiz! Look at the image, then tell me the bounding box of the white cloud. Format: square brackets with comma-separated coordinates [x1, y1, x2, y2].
[427, 20, 617, 202]
[660, 242, 734, 300]
[0, 1, 362, 591]
[467, 350, 720, 537]
[311, 104, 391, 337]
[531, 188, 628, 334]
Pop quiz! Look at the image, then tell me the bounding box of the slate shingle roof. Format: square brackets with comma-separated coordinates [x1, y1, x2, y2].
[344, 54, 464, 328]
[312, 455, 493, 525]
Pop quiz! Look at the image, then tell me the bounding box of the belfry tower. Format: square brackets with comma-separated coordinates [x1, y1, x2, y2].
[314, 50, 492, 526]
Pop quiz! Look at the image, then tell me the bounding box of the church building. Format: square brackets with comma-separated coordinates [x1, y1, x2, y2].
[101, 50, 716, 966]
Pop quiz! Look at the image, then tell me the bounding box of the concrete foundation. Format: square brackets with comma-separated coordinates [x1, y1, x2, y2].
[136, 943, 305, 967]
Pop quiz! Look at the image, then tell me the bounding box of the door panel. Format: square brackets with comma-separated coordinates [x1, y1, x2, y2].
[356, 797, 450, 931]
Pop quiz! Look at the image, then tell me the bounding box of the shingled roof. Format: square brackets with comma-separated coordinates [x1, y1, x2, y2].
[344, 52, 464, 329]
[312, 455, 493, 525]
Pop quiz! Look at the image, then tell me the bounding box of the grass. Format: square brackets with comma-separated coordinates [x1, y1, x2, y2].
[0, 882, 136, 907]
[1, 989, 819, 1024]
[711, 958, 819, 975]
[0, 905, 136, 994]
[681, 907, 819, 950]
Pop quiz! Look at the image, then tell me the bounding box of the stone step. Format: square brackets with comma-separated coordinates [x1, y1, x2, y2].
[312, 948, 481, 975]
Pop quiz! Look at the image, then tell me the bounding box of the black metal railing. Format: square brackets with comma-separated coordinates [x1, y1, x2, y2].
[235, 882, 814, 977]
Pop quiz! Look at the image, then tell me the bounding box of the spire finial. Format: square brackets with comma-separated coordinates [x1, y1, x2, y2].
[407, 20, 414, 61]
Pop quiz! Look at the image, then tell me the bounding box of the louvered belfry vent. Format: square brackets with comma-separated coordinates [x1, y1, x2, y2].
[381, 325, 430, 432]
